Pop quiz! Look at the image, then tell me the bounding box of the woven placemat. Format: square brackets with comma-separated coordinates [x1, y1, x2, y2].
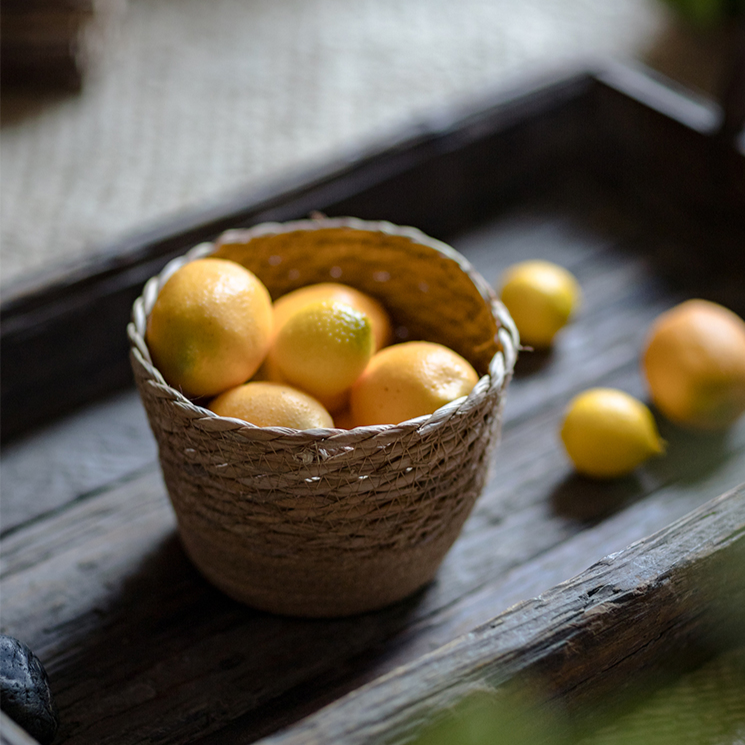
[1, 0, 669, 287]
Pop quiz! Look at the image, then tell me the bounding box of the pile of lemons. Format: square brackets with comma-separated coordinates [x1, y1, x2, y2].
[498, 260, 745, 479]
[146, 257, 479, 430]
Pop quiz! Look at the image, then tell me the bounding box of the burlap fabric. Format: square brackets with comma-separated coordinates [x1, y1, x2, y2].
[128, 217, 518, 617]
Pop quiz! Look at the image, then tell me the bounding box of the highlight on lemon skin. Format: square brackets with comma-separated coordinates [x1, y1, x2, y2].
[498, 260, 581, 349]
[560, 388, 665, 479]
[209, 381, 333, 430]
[350, 341, 479, 427]
[642, 299, 745, 431]
[271, 299, 375, 411]
[145, 258, 273, 398]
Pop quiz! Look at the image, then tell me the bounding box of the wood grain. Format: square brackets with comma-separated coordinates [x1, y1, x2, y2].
[259, 484, 745, 745]
[2, 384, 743, 745]
[1, 64, 744, 745]
[2, 178, 745, 744]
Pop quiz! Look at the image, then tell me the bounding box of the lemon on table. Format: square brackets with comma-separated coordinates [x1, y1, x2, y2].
[642, 299, 745, 431]
[272, 299, 375, 411]
[498, 260, 581, 348]
[209, 381, 333, 429]
[273, 282, 393, 351]
[146, 258, 273, 398]
[560, 388, 665, 479]
[350, 341, 479, 426]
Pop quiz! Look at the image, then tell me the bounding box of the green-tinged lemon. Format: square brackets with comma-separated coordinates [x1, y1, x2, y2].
[272, 300, 374, 410]
[146, 258, 273, 398]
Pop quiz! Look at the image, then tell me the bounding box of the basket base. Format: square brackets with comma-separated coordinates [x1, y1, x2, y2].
[178, 522, 464, 618]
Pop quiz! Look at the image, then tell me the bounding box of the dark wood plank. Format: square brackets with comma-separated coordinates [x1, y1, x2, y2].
[2, 178, 745, 744]
[257, 484, 745, 745]
[2, 380, 743, 745]
[1, 64, 743, 745]
[0, 389, 155, 534]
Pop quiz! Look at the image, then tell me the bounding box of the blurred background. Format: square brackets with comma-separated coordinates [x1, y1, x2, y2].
[0, 0, 739, 289]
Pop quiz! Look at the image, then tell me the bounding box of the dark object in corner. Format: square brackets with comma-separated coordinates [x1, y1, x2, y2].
[0, 0, 119, 91]
[0, 635, 59, 745]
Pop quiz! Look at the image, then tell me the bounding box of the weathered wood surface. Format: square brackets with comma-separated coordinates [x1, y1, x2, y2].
[2, 183, 745, 745]
[261, 484, 745, 745]
[1, 64, 744, 745]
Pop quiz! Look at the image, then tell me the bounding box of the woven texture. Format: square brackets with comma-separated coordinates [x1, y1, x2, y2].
[129, 217, 518, 617]
[1, 0, 670, 287]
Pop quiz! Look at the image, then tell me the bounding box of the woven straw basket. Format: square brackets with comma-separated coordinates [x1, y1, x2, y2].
[128, 217, 518, 617]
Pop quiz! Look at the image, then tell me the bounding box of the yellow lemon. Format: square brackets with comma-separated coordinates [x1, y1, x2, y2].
[272, 300, 374, 410]
[209, 381, 333, 429]
[146, 258, 273, 398]
[499, 260, 581, 348]
[642, 299, 745, 431]
[560, 388, 665, 479]
[273, 282, 393, 351]
[350, 341, 479, 426]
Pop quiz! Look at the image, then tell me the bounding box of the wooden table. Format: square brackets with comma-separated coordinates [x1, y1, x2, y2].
[1, 62, 744, 745]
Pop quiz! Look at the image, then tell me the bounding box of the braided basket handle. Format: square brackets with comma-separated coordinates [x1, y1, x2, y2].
[718, 17, 745, 143]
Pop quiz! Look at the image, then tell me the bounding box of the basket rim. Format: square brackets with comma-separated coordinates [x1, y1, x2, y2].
[128, 216, 519, 442]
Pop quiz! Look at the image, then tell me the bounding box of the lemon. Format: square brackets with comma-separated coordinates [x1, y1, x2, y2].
[209, 381, 333, 429]
[272, 300, 374, 410]
[350, 341, 479, 426]
[273, 282, 393, 351]
[146, 258, 273, 397]
[499, 260, 581, 348]
[560, 388, 665, 479]
[642, 299, 745, 431]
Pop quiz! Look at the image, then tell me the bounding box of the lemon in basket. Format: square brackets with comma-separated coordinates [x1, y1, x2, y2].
[498, 260, 581, 348]
[560, 388, 665, 479]
[146, 258, 273, 398]
[350, 341, 479, 426]
[642, 299, 745, 431]
[272, 300, 375, 411]
[273, 282, 393, 351]
[209, 381, 333, 429]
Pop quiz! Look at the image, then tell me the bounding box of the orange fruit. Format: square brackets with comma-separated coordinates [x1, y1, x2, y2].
[146, 257, 273, 397]
[350, 341, 479, 426]
[209, 381, 333, 429]
[273, 282, 393, 351]
[560, 388, 665, 479]
[499, 260, 581, 348]
[272, 300, 375, 411]
[642, 299, 745, 430]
